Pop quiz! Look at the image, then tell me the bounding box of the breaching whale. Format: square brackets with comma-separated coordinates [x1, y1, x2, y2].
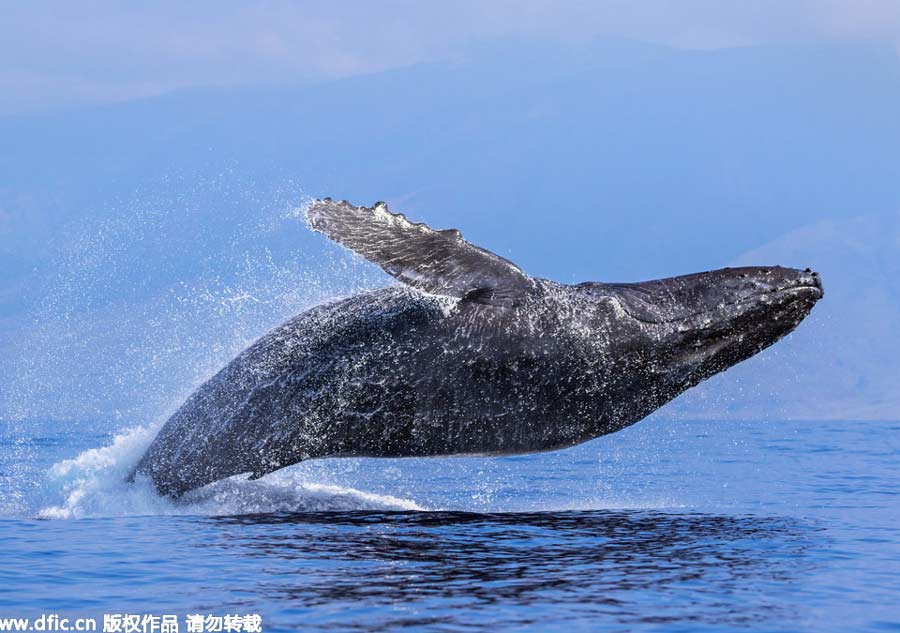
[132, 199, 823, 497]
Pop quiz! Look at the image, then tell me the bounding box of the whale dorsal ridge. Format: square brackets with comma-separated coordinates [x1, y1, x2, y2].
[306, 199, 532, 306]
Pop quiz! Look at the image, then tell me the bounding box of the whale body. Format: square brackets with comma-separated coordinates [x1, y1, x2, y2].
[133, 199, 823, 497]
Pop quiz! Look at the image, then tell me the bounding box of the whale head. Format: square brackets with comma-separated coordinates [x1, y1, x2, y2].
[573, 266, 823, 397]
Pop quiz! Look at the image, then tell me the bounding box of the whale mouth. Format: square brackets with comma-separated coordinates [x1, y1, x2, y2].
[718, 282, 823, 314]
[653, 279, 823, 379]
[655, 283, 823, 326]
[604, 275, 824, 326]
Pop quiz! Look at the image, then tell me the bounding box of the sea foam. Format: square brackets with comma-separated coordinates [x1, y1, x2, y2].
[38, 425, 423, 519]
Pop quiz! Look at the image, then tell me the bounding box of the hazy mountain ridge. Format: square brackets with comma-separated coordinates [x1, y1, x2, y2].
[1, 39, 898, 421]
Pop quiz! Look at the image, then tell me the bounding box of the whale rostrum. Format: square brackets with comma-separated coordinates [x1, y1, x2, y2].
[132, 199, 823, 497]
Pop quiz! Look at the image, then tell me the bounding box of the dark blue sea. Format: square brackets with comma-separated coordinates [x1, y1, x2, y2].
[1, 417, 898, 632]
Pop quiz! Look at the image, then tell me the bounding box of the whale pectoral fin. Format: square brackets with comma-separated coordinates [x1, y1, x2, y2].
[306, 198, 532, 306]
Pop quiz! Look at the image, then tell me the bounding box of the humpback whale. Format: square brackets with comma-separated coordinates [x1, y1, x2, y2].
[133, 199, 823, 497]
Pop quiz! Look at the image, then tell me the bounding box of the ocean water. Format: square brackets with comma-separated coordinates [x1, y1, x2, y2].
[1, 416, 898, 632]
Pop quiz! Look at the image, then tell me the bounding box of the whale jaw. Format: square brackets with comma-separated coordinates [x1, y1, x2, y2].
[576, 266, 823, 391]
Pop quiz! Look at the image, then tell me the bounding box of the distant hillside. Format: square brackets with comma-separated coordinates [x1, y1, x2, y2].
[1, 38, 899, 422]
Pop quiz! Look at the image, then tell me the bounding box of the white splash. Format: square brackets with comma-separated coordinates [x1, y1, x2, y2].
[38, 426, 423, 519]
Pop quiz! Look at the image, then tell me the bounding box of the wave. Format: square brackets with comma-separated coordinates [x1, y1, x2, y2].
[37, 426, 423, 519]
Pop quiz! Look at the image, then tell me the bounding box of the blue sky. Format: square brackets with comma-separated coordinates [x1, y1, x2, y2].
[1, 3, 899, 421]
[3, 1, 900, 115]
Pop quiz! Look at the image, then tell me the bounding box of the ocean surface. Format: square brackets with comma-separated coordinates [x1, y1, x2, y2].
[1, 417, 898, 632]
